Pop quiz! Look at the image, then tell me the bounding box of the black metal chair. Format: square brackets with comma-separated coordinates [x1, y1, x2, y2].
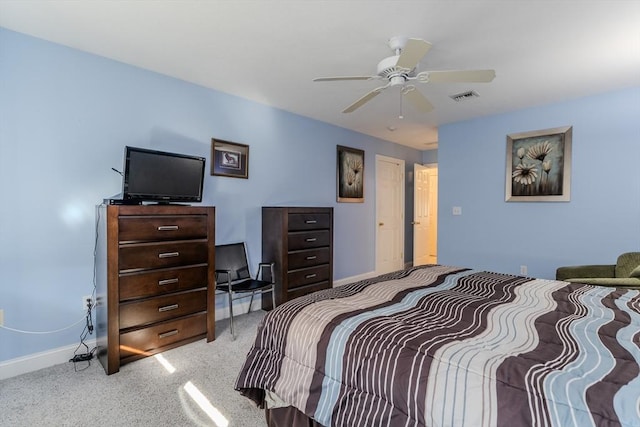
[215, 242, 275, 337]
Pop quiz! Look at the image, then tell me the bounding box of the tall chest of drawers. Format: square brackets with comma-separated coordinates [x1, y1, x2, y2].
[96, 204, 215, 375]
[261, 207, 333, 309]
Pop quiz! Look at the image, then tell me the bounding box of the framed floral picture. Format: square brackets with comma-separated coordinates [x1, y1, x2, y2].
[211, 138, 249, 179]
[337, 145, 364, 203]
[505, 125, 572, 202]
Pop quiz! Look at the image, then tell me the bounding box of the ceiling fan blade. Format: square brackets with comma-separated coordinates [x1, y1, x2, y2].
[396, 38, 432, 70]
[425, 69, 496, 83]
[313, 76, 377, 82]
[403, 88, 434, 113]
[342, 85, 389, 113]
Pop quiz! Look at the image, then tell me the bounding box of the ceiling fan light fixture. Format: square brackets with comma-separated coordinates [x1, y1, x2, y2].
[390, 75, 406, 87]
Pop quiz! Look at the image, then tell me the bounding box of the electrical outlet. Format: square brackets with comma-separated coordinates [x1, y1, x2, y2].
[0, 309, 4, 327]
[520, 265, 528, 275]
[82, 295, 93, 311]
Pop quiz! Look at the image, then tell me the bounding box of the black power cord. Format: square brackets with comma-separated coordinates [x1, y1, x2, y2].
[70, 298, 96, 371]
[70, 205, 102, 372]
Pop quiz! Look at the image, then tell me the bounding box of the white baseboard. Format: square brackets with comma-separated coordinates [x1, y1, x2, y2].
[214, 299, 257, 321]
[0, 338, 97, 381]
[0, 276, 378, 381]
[333, 270, 378, 287]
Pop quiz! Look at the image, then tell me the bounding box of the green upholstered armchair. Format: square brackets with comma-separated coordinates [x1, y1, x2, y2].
[555, 252, 640, 288]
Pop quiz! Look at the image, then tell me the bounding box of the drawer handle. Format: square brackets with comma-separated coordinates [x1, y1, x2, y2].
[158, 225, 179, 231]
[305, 274, 317, 279]
[306, 256, 317, 260]
[158, 278, 179, 286]
[305, 238, 317, 242]
[158, 304, 179, 312]
[158, 329, 179, 339]
[159, 252, 180, 258]
[305, 220, 317, 224]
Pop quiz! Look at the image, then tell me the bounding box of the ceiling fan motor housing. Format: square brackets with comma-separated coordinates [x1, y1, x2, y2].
[377, 55, 413, 86]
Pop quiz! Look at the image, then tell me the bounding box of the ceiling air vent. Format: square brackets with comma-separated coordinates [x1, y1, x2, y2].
[450, 90, 479, 102]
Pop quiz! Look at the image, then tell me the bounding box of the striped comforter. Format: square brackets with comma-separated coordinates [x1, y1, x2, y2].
[235, 265, 640, 427]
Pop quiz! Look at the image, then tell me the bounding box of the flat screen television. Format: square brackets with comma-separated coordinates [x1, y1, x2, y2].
[122, 146, 206, 204]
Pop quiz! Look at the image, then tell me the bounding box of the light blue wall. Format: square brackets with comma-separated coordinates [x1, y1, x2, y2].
[422, 149, 437, 164]
[0, 28, 423, 362]
[438, 88, 640, 279]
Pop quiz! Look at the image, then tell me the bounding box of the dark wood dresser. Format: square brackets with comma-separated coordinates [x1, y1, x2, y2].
[262, 207, 333, 309]
[96, 204, 215, 375]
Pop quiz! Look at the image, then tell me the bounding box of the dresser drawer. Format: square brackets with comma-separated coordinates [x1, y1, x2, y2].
[119, 265, 208, 301]
[288, 213, 331, 231]
[119, 241, 209, 272]
[119, 312, 207, 360]
[119, 289, 207, 329]
[118, 215, 208, 243]
[288, 248, 330, 270]
[288, 230, 330, 251]
[288, 265, 330, 289]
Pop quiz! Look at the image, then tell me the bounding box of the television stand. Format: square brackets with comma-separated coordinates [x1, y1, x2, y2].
[96, 204, 216, 375]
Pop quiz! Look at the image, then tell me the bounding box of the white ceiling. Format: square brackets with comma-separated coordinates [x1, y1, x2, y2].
[1, 1, 639, 150]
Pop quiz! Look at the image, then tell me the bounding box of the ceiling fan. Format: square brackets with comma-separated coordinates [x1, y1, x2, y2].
[313, 36, 496, 114]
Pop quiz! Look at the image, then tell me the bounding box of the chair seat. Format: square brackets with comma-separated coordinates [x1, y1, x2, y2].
[215, 242, 276, 337]
[217, 279, 273, 293]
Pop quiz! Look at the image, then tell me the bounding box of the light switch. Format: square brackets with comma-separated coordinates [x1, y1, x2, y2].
[452, 206, 462, 216]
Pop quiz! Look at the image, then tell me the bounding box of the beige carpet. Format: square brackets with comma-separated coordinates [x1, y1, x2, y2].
[0, 311, 266, 427]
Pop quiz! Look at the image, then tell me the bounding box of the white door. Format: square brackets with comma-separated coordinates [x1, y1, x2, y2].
[413, 165, 438, 265]
[376, 155, 405, 274]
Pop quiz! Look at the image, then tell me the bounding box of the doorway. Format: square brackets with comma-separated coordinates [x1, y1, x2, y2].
[413, 164, 438, 266]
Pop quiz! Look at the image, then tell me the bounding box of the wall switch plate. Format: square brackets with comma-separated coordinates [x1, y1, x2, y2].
[520, 265, 528, 275]
[0, 309, 4, 327]
[452, 206, 462, 216]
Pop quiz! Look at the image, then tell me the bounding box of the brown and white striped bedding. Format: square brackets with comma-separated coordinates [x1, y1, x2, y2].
[235, 265, 640, 427]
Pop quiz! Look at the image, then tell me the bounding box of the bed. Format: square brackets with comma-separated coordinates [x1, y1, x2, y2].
[235, 265, 640, 427]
